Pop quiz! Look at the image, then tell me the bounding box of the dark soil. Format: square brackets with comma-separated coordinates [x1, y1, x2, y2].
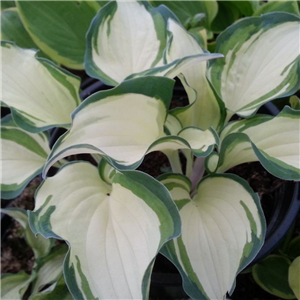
[1, 177, 39, 274]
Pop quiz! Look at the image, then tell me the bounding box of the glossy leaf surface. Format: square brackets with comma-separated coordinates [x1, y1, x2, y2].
[0, 116, 50, 199]
[208, 13, 300, 117]
[160, 173, 266, 300]
[211, 107, 300, 180]
[1, 42, 81, 132]
[30, 162, 181, 299]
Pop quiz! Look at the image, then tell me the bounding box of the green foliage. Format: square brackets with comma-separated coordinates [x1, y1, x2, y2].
[1, 1, 300, 299]
[252, 224, 300, 299]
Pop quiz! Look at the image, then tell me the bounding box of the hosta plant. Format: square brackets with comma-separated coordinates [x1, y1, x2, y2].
[1, 1, 300, 299]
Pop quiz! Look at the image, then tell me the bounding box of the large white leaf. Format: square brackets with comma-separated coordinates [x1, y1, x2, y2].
[207, 13, 300, 118]
[208, 106, 300, 180]
[85, 1, 222, 86]
[159, 173, 266, 300]
[166, 18, 224, 130]
[44, 77, 217, 175]
[85, 0, 166, 85]
[0, 115, 50, 199]
[1, 42, 81, 132]
[29, 162, 181, 299]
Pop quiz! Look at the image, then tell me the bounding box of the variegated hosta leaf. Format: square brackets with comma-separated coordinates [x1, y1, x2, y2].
[29, 276, 73, 300]
[159, 173, 266, 300]
[0, 115, 50, 199]
[16, 1, 100, 69]
[1, 272, 35, 300]
[209, 106, 300, 180]
[31, 244, 68, 295]
[44, 77, 217, 176]
[0, 207, 52, 259]
[29, 162, 181, 299]
[207, 12, 300, 118]
[85, 0, 166, 85]
[1, 42, 81, 132]
[166, 17, 224, 130]
[85, 0, 222, 86]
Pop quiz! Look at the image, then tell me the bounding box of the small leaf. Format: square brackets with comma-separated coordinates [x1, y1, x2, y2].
[29, 276, 73, 300]
[290, 95, 300, 110]
[252, 255, 296, 299]
[1, 271, 35, 300]
[253, 1, 300, 16]
[151, 0, 218, 30]
[289, 257, 300, 300]
[31, 244, 68, 295]
[1, 207, 53, 258]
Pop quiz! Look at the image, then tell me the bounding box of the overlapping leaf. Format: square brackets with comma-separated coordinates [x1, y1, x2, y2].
[207, 107, 300, 180]
[85, 0, 222, 86]
[29, 162, 181, 299]
[44, 77, 217, 176]
[207, 13, 300, 118]
[1, 207, 52, 258]
[1, 42, 81, 132]
[1, 8, 38, 49]
[16, 1, 101, 69]
[159, 173, 266, 300]
[1, 272, 35, 300]
[150, 0, 218, 30]
[85, 0, 167, 85]
[253, 1, 299, 16]
[252, 255, 296, 299]
[165, 18, 224, 130]
[0, 115, 50, 199]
